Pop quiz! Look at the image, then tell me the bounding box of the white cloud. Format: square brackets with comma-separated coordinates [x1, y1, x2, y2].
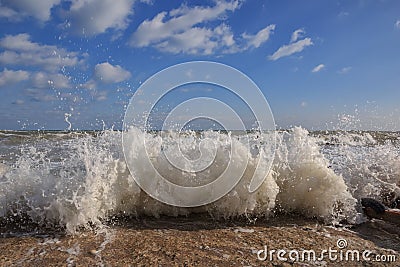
[64, 0, 135, 36]
[12, 99, 25, 105]
[131, 1, 239, 46]
[0, 69, 29, 87]
[130, 1, 274, 55]
[0, 6, 19, 21]
[31, 72, 71, 89]
[0, 0, 60, 22]
[338, 11, 349, 18]
[242, 24, 275, 48]
[83, 79, 96, 90]
[269, 38, 313, 61]
[155, 27, 217, 55]
[130, 1, 247, 54]
[0, 34, 85, 72]
[34, 94, 57, 102]
[395, 20, 400, 29]
[338, 66, 352, 74]
[300, 101, 307, 107]
[0, 33, 43, 51]
[155, 24, 238, 55]
[83, 62, 131, 90]
[290, 28, 305, 43]
[311, 64, 325, 73]
[1, 0, 135, 36]
[140, 0, 153, 4]
[24, 88, 58, 102]
[94, 62, 131, 83]
[91, 90, 108, 101]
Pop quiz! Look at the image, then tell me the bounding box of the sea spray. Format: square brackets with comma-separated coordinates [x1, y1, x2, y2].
[319, 130, 400, 205]
[0, 127, 399, 233]
[273, 127, 358, 223]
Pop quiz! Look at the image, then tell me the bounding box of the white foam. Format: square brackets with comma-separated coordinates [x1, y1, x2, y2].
[0, 127, 398, 233]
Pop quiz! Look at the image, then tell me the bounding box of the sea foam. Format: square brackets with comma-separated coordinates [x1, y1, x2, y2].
[0, 127, 398, 233]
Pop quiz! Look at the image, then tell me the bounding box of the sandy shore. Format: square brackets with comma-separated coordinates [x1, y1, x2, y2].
[0, 215, 399, 266]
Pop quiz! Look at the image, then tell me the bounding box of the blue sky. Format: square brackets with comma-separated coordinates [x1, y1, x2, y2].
[0, 0, 399, 130]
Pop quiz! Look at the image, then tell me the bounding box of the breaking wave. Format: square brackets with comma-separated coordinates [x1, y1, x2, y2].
[0, 127, 399, 233]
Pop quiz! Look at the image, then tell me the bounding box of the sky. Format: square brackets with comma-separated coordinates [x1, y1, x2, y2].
[0, 0, 399, 130]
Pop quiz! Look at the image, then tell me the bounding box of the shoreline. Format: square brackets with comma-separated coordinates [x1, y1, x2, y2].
[1, 214, 399, 266]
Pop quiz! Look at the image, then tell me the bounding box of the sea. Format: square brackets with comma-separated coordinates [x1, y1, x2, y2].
[0, 127, 399, 234]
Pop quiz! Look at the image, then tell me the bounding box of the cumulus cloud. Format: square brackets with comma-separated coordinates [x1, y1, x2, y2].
[12, 99, 24, 105]
[269, 28, 313, 61]
[242, 24, 275, 49]
[92, 90, 108, 101]
[131, 1, 239, 46]
[0, 33, 85, 72]
[140, 0, 153, 4]
[131, 1, 267, 55]
[290, 28, 305, 43]
[83, 62, 131, 90]
[0, 0, 135, 36]
[395, 20, 400, 29]
[31, 93, 57, 102]
[94, 62, 131, 83]
[338, 66, 352, 74]
[64, 0, 135, 36]
[269, 38, 313, 61]
[0, 69, 29, 87]
[155, 24, 237, 55]
[31, 72, 71, 89]
[130, 1, 274, 55]
[311, 64, 325, 73]
[0, 0, 60, 22]
[24, 88, 58, 102]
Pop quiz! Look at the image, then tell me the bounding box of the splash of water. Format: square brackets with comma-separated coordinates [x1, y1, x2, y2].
[0, 127, 398, 233]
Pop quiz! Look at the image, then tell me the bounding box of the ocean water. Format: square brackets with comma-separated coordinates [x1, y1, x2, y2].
[0, 127, 399, 233]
